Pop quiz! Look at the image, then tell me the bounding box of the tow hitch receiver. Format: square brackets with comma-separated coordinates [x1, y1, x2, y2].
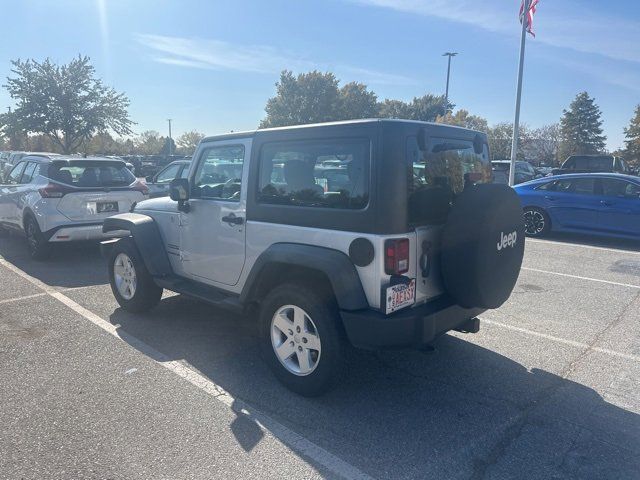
[454, 317, 480, 334]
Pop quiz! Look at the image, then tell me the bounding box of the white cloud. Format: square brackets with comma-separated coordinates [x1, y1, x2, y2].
[135, 33, 415, 86]
[348, 0, 640, 64]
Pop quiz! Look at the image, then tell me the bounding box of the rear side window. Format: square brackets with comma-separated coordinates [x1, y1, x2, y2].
[258, 139, 370, 210]
[48, 161, 136, 187]
[601, 179, 640, 198]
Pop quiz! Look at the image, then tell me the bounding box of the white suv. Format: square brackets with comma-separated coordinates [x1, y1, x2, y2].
[0, 155, 148, 259]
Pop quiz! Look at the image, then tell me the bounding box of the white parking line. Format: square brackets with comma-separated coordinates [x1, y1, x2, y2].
[0, 258, 373, 480]
[527, 238, 640, 255]
[481, 318, 640, 364]
[0, 292, 48, 305]
[522, 267, 640, 289]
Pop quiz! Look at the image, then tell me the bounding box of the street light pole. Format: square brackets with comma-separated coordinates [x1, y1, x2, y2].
[442, 52, 458, 107]
[167, 119, 173, 156]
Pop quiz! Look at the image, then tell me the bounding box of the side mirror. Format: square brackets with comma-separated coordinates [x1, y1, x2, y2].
[145, 175, 154, 183]
[170, 178, 190, 211]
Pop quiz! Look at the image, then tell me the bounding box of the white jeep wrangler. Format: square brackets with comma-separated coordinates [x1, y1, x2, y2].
[102, 119, 525, 396]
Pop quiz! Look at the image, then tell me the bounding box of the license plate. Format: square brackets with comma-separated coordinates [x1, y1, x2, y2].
[385, 279, 416, 314]
[96, 202, 118, 213]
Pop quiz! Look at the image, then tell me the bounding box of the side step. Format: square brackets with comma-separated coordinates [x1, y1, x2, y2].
[154, 275, 243, 314]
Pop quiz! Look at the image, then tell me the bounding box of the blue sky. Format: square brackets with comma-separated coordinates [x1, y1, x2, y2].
[1, 0, 638, 150]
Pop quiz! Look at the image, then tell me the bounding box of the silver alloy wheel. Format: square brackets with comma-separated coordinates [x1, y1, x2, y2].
[113, 253, 138, 300]
[524, 209, 545, 235]
[270, 304, 322, 376]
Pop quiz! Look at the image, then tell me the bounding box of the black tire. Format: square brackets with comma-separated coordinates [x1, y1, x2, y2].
[24, 215, 51, 260]
[523, 206, 550, 237]
[259, 283, 346, 397]
[108, 237, 162, 313]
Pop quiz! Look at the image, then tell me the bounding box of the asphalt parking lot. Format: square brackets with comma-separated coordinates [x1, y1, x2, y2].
[1, 233, 639, 480]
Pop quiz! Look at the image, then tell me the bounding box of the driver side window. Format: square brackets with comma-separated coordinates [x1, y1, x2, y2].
[193, 145, 245, 201]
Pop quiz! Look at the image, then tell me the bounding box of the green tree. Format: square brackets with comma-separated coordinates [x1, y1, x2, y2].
[135, 130, 164, 155]
[559, 92, 606, 160]
[160, 136, 177, 156]
[176, 130, 205, 155]
[260, 70, 341, 128]
[377, 95, 450, 122]
[486, 122, 532, 160]
[528, 123, 560, 165]
[623, 105, 640, 163]
[0, 56, 134, 154]
[407, 94, 450, 122]
[0, 110, 28, 150]
[377, 99, 413, 119]
[338, 82, 378, 120]
[435, 109, 488, 131]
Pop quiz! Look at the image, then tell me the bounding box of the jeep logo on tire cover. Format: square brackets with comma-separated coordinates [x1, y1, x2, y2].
[497, 231, 517, 251]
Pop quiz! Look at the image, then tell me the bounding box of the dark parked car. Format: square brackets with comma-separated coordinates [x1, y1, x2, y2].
[552, 155, 628, 176]
[492, 160, 539, 185]
[145, 160, 191, 198]
[515, 173, 640, 239]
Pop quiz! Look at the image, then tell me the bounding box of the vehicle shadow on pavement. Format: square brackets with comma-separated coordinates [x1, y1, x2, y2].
[108, 296, 640, 480]
[0, 234, 107, 288]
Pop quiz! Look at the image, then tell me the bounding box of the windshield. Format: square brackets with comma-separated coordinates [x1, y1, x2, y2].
[47, 161, 136, 187]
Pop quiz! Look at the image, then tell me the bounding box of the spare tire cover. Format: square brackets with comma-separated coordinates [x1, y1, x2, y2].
[440, 183, 525, 309]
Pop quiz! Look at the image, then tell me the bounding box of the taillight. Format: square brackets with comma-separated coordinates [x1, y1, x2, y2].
[130, 179, 149, 196]
[38, 182, 72, 198]
[385, 238, 410, 275]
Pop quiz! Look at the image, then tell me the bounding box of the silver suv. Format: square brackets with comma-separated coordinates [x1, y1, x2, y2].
[0, 156, 148, 259]
[102, 119, 525, 396]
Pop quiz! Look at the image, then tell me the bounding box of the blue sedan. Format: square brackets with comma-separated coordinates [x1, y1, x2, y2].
[514, 173, 640, 239]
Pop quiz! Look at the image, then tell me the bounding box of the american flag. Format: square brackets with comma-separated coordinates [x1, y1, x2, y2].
[519, 0, 539, 37]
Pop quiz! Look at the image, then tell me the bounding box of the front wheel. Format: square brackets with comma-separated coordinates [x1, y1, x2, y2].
[108, 238, 163, 313]
[259, 283, 346, 396]
[523, 207, 550, 237]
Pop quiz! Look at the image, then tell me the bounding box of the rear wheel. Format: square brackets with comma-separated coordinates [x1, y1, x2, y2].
[108, 238, 162, 313]
[259, 283, 346, 396]
[24, 215, 51, 260]
[523, 207, 550, 237]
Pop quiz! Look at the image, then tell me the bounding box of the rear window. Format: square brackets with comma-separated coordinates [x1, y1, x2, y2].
[47, 161, 136, 187]
[407, 136, 491, 225]
[571, 156, 613, 170]
[258, 139, 370, 210]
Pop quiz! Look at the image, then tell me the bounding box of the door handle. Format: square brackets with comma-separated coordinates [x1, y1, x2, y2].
[544, 195, 555, 201]
[600, 200, 612, 206]
[222, 214, 244, 225]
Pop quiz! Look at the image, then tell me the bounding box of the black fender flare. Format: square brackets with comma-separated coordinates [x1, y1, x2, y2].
[240, 243, 369, 311]
[103, 213, 172, 277]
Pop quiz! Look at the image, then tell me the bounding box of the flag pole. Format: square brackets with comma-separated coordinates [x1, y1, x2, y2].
[509, 0, 530, 187]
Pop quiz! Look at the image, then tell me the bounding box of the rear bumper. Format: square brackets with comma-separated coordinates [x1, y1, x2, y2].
[340, 296, 484, 349]
[45, 223, 129, 242]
